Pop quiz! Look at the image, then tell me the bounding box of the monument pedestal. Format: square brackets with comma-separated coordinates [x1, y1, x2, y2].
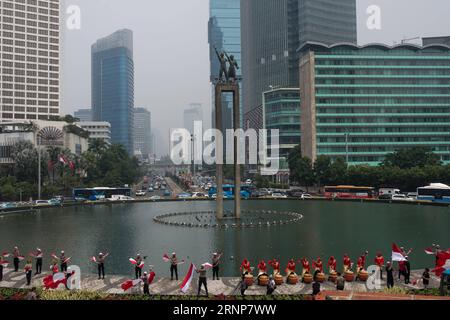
[215, 82, 241, 220]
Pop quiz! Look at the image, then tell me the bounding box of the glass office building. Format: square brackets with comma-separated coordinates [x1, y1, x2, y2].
[208, 0, 241, 130]
[241, 0, 356, 118]
[91, 29, 134, 153]
[299, 43, 450, 165]
[263, 88, 300, 158]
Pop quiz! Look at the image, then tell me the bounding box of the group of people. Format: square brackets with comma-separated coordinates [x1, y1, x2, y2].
[0, 244, 442, 296]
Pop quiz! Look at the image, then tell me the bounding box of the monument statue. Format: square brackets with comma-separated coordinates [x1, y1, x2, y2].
[225, 52, 239, 82]
[214, 47, 229, 82]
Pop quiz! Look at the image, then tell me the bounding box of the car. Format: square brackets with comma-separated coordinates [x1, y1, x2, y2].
[135, 190, 146, 197]
[177, 193, 192, 199]
[1, 202, 17, 209]
[48, 198, 62, 206]
[391, 194, 414, 202]
[148, 187, 154, 192]
[245, 179, 253, 185]
[108, 195, 134, 201]
[271, 193, 288, 199]
[149, 195, 161, 201]
[35, 200, 50, 206]
[163, 190, 171, 197]
[300, 193, 313, 199]
[192, 192, 208, 199]
[289, 191, 305, 198]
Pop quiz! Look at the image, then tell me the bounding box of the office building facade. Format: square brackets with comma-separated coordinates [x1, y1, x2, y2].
[241, 0, 357, 122]
[76, 121, 111, 145]
[74, 108, 92, 122]
[299, 43, 450, 165]
[0, 0, 61, 121]
[133, 107, 152, 159]
[208, 0, 241, 131]
[263, 88, 300, 158]
[91, 29, 134, 153]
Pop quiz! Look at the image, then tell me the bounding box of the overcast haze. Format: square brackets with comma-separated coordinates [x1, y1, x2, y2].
[61, 0, 450, 155]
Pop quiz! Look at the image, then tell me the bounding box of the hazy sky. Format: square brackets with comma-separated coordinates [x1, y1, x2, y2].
[61, 0, 450, 155]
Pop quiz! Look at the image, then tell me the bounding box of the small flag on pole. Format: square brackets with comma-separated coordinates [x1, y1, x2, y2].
[180, 263, 196, 294]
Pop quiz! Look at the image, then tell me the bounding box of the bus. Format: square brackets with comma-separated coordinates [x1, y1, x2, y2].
[417, 183, 450, 203]
[324, 186, 375, 199]
[73, 187, 132, 201]
[208, 185, 252, 199]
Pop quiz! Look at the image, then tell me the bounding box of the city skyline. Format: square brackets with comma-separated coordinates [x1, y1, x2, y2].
[59, 0, 450, 156]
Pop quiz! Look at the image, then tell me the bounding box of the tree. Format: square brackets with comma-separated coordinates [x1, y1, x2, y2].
[289, 156, 315, 191]
[381, 147, 441, 169]
[314, 155, 332, 187]
[327, 158, 348, 185]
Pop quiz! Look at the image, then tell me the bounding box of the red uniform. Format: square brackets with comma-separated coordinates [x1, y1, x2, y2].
[343, 255, 352, 272]
[269, 259, 280, 275]
[258, 260, 267, 274]
[313, 258, 323, 273]
[240, 259, 251, 274]
[301, 258, 310, 275]
[328, 257, 337, 273]
[286, 259, 296, 275]
[374, 254, 385, 267]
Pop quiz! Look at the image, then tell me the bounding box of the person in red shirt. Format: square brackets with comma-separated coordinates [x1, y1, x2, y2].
[240, 259, 251, 275]
[343, 254, 352, 273]
[374, 251, 385, 280]
[300, 258, 310, 276]
[286, 259, 297, 276]
[313, 257, 324, 273]
[257, 260, 267, 276]
[328, 256, 337, 274]
[268, 259, 280, 276]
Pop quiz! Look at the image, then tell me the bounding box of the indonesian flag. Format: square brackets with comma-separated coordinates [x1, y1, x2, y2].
[17, 255, 25, 261]
[392, 243, 408, 262]
[202, 263, 213, 269]
[424, 247, 435, 255]
[121, 279, 142, 292]
[434, 251, 450, 277]
[68, 161, 75, 170]
[148, 271, 156, 284]
[91, 256, 97, 263]
[2, 252, 10, 258]
[43, 272, 67, 289]
[129, 258, 144, 268]
[163, 254, 171, 263]
[0, 260, 9, 267]
[180, 263, 196, 294]
[59, 155, 68, 165]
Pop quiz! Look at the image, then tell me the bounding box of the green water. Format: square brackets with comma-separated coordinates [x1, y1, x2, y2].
[0, 200, 448, 277]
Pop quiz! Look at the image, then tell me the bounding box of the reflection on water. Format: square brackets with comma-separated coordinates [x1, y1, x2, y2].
[0, 200, 448, 277]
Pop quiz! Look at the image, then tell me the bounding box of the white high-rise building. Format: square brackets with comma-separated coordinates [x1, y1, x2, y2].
[183, 103, 203, 133]
[0, 0, 60, 122]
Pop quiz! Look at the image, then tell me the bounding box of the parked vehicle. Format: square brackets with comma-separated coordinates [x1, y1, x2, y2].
[300, 193, 313, 199]
[35, 200, 50, 206]
[163, 190, 171, 197]
[417, 183, 450, 203]
[391, 194, 414, 202]
[1, 202, 17, 209]
[177, 193, 192, 199]
[108, 195, 134, 201]
[150, 196, 161, 201]
[271, 193, 288, 199]
[135, 190, 146, 197]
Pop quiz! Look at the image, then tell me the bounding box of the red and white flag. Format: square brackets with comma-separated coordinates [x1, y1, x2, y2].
[91, 256, 97, 263]
[43, 273, 67, 289]
[433, 251, 450, 277]
[0, 260, 9, 267]
[424, 247, 435, 255]
[121, 279, 142, 292]
[202, 263, 213, 269]
[129, 258, 144, 268]
[392, 243, 408, 262]
[163, 254, 170, 263]
[180, 263, 196, 294]
[2, 252, 10, 258]
[59, 155, 68, 165]
[148, 271, 156, 284]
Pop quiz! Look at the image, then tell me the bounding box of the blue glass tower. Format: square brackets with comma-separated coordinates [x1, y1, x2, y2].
[91, 29, 134, 153]
[208, 0, 241, 130]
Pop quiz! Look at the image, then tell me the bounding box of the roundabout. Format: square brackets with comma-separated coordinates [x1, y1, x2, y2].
[153, 210, 304, 229]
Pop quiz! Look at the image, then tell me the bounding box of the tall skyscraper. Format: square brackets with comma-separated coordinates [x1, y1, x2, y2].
[183, 103, 203, 133]
[74, 108, 92, 122]
[0, 0, 61, 121]
[208, 0, 241, 132]
[91, 29, 134, 153]
[241, 0, 357, 117]
[133, 107, 152, 160]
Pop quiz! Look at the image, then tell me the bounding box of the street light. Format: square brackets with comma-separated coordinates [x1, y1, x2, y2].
[345, 132, 350, 164]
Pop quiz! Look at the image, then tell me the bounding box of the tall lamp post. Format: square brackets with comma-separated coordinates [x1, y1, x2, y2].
[345, 132, 350, 164]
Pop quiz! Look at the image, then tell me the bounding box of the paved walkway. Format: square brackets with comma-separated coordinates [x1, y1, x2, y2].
[0, 268, 445, 297]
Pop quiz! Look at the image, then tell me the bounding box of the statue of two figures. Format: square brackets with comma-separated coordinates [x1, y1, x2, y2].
[215, 47, 239, 83]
